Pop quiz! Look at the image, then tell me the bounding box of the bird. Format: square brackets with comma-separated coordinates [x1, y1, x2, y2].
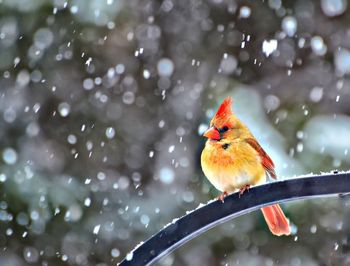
[201, 96, 291, 236]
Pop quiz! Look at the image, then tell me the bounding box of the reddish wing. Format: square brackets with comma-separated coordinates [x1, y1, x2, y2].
[245, 138, 277, 179]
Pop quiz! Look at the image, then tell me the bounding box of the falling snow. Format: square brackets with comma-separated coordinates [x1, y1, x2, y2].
[262, 39, 278, 57]
[334, 48, 350, 75]
[281, 16, 297, 37]
[310, 36, 327, 56]
[93, 224, 101, 235]
[0, 1, 349, 265]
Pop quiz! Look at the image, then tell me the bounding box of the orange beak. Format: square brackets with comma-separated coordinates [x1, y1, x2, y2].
[203, 127, 220, 140]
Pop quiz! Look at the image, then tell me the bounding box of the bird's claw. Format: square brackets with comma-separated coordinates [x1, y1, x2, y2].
[239, 185, 250, 198]
[218, 191, 228, 203]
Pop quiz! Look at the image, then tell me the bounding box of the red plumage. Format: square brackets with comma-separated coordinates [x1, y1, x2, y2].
[202, 96, 290, 236]
[245, 138, 276, 179]
[215, 97, 233, 118]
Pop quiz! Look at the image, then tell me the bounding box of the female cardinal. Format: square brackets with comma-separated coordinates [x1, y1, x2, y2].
[201, 97, 290, 236]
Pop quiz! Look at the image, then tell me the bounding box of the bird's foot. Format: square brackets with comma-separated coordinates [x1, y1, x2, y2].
[218, 191, 228, 203]
[239, 185, 250, 198]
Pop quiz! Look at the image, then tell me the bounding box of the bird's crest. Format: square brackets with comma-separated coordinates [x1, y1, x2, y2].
[215, 97, 233, 119]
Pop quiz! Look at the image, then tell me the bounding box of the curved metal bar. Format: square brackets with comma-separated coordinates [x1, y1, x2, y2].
[119, 172, 350, 266]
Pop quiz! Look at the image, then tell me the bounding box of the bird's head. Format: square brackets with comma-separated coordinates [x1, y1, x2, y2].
[203, 97, 241, 141]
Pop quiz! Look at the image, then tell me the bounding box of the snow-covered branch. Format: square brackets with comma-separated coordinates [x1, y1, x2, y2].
[119, 172, 350, 266]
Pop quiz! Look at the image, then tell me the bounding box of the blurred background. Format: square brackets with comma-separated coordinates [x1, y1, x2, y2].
[0, 0, 350, 265]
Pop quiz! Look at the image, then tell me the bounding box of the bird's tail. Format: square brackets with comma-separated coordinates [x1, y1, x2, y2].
[261, 204, 291, 236]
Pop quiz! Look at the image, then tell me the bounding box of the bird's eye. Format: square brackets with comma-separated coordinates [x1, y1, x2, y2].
[222, 143, 229, 150]
[218, 126, 229, 133]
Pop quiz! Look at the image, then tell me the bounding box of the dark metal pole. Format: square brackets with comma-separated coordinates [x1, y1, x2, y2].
[119, 172, 350, 266]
